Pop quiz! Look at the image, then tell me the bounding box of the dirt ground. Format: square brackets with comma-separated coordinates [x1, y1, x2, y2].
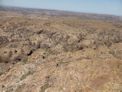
[0, 7, 122, 92]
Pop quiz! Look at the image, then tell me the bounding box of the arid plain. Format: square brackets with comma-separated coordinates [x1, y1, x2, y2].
[0, 7, 122, 92]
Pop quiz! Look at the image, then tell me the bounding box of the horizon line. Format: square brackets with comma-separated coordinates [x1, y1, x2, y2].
[0, 5, 122, 17]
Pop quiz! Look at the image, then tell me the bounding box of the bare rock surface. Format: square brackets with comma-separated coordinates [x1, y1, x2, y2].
[0, 7, 122, 92]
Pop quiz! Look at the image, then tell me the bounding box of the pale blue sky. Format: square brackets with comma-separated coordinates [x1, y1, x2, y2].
[0, 0, 122, 16]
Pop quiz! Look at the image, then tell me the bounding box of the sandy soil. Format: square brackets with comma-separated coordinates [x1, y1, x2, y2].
[0, 7, 122, 92]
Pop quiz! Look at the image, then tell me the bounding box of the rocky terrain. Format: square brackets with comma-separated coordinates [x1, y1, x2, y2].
[0, 7, 122, 92]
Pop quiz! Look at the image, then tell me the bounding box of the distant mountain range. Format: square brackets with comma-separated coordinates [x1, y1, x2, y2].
[0, 6, 122, 22]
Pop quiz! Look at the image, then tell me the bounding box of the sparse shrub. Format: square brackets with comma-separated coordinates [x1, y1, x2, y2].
[95, 30, 122, 47]
[0, 36, 9, 46]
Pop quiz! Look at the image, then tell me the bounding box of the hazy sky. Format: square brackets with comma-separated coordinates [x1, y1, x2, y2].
[0, 0, 122, 16]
